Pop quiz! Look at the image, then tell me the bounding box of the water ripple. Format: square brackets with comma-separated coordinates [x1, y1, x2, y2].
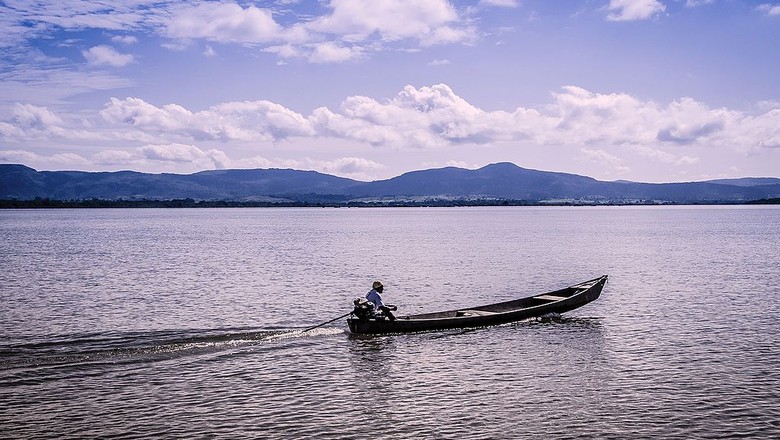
[2, 207, 779, 439]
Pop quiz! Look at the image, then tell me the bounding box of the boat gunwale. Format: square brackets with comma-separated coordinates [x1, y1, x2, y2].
[386, 275, 607, 322]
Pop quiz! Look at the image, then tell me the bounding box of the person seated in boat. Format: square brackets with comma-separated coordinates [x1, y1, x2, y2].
[366, 281, 396, 321]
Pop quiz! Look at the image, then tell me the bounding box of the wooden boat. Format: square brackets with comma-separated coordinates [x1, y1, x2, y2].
[347, 275, 607, 334]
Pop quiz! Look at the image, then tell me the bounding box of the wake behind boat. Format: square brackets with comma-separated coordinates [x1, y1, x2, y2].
[347, 275, 607, 334]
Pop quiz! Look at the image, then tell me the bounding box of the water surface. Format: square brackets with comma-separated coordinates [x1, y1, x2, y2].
[1, 207, 778, 438]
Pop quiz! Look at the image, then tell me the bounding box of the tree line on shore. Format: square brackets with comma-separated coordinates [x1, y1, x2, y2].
[1, 197, 777, 209]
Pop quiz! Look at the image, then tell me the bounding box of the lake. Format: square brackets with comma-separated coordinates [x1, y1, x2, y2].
[1, 206, 778, 439]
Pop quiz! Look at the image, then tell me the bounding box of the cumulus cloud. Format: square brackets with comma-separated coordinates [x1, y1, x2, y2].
[3, 84, 779, 175]
[162, 0, 477, 51]
[82, 45, 134, 66]
[311, 84, 491, 148]
[12, 103, 63, 129]
[0, 103, 74, 139]
[0, 103, 101, 141]
[166, 3, 282, 43]
[318, 156, 385, 179]
[100, 97, 315, 141]
[606, 0, 666, 21]
[309, 0, 470, 44]
[4, 85, 780, 155]
[313, 84, 780, 155]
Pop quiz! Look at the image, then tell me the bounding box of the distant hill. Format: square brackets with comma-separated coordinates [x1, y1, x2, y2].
[1, 162, 779, 204]
[0, 164, 358, 202]
[346, 163, 780, 202]
[345, 163, 603, 200]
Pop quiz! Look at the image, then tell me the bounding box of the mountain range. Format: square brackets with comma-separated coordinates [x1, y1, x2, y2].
[2, 162, 779, 204]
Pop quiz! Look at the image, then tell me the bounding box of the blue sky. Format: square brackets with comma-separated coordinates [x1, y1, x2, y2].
[1, 0, 778, 182]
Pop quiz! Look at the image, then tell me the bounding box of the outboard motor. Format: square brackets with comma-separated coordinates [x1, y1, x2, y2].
[352, 297, 375, 320]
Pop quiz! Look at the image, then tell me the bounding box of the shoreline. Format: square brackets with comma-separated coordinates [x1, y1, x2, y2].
[1, 197, 778, 209]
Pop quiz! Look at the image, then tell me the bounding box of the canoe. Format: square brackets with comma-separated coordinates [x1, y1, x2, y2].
[347, 275, 607, 334]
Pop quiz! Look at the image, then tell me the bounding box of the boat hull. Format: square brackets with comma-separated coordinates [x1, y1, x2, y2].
[347, 275, 607, 334]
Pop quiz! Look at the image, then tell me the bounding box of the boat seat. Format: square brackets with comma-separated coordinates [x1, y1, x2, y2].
[534, 294, 568, 301]
[457, 309, 497, 316]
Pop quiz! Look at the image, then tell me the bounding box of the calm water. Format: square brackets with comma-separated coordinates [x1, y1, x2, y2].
[1, 206, 778, 439]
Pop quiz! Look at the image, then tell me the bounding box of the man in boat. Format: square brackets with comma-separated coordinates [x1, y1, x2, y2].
[366, 281, 396, 321]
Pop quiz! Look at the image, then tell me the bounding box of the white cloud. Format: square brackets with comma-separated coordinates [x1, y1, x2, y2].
[49, 152, 92, 166]
[311, 84, 491, 148]
[263, 44, 301, 59]
[82, 45, 134, 67]
[421, 25, 476, 46]
[310, 0, 466, 43]
[12, 103, 63, 129]
[140, 143, 211, 163]
[92, 143, 231, 169]
[628, 144, 699, 166]
[756, 100, 780, 112]
[757, 4, 780, 16]
[0, 149, 40, 164]
[3, 86, 778, 156]
[99, 97, 315, 141]
[655, 97, 727, 144]
[0, 122, 22, 138]
[606, 0, 666, 21]
[92, 148, 135, 164]
[111, 35, 138, 45]
[428, 58, 451, 66]
[0, 103, 104, 142]
[139, 143, 231, 168]
[685, 0, 714, 7]
[319, 156, 385, 179]
[479, 0, 520, 8]
[444, 160, 478, 169]
[0, 149, 91, 168]
[203, 45, 217, 57]
[308, 42, 361, 63]
[737, 109, 780, 149]
[100, 98, 191, 131]
[166, 3, 282, 43]
[580, 148, 631, 175]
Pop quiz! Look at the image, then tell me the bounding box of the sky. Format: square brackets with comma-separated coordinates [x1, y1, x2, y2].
[0, 0, 778, 183]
